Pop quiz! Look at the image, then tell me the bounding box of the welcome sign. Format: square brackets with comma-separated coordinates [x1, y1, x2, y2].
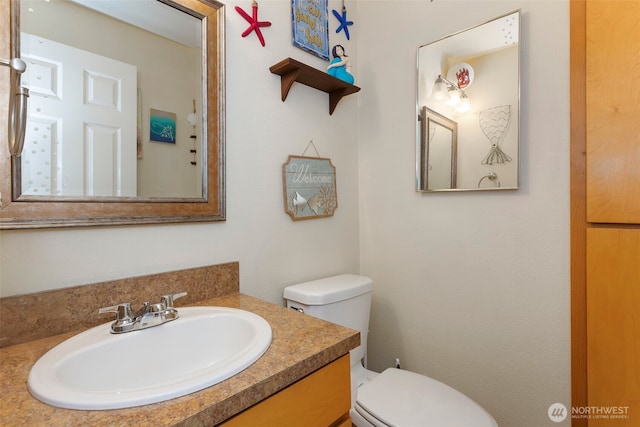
[282, 155, 337, 220]
[291, 0, 329, 60]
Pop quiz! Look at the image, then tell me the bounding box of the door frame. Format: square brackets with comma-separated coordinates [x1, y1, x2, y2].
[570, 1, 587, 426]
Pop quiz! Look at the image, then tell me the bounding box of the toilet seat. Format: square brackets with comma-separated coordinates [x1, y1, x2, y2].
[353, 368, 497, 427]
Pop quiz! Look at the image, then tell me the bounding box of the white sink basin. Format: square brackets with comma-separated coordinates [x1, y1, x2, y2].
[28, 306, 272, 410]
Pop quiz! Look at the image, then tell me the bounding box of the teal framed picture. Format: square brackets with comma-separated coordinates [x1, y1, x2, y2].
[149, 108, 176, 144]
[283, 155, 337, 220]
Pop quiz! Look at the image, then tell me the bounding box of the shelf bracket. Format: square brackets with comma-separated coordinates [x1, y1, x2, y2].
[328, 88, 348, 115]
[279, 68, 301, 102]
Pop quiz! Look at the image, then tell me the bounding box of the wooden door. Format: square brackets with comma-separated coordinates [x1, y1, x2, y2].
[572, 1, 640, 426]
[585, 0, 640, 224]
[586, 228, 640, 426]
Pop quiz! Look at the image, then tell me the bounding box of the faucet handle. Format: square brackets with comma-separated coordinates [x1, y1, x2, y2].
[99, 302, 133, 321]
[99, 303, 136, 333]
[160, 292, 187, 309]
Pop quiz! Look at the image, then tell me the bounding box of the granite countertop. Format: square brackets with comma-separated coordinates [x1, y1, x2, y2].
[0, 293, 359, 426]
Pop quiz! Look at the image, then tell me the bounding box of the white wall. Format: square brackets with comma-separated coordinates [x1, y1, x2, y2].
[357, 1, 570, 427]
[0, 0, 360, 305]
[1, 1, 571, 426]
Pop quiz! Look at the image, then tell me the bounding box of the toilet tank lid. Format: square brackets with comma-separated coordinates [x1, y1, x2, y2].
[283, 274, 373, 305]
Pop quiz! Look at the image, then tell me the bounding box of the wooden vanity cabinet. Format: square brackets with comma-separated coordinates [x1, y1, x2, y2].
[219, 354, 352, 427]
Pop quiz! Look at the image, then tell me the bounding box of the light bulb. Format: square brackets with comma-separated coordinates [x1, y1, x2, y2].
[446, 89, 460, 106]
[455, 93, 470, 113]
[431, 76, 448, 101]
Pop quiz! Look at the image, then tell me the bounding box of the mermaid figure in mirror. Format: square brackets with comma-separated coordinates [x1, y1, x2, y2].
[327, 45, 354, 84]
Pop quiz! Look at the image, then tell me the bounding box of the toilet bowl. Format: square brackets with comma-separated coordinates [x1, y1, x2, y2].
[283, 274, 498, 427]
[351, 366, 497, 427]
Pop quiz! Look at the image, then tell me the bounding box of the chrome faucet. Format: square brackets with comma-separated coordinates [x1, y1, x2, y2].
[98, 292, 187, 334]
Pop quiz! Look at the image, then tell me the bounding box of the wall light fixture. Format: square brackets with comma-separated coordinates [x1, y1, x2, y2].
[431, 74, 470, 113]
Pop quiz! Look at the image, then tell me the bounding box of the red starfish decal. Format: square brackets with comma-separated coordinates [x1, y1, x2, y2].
[235, 1, 272, 47]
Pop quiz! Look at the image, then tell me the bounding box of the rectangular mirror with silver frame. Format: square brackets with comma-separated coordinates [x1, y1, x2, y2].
[0, 0, 225, 228]
[416, 10, 520, 192]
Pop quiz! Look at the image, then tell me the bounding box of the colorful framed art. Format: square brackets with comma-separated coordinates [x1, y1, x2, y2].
[291, 0, 329, 60]
[149, 108, 177, 144]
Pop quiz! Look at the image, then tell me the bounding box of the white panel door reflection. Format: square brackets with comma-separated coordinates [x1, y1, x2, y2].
[20, 33, 137, 196]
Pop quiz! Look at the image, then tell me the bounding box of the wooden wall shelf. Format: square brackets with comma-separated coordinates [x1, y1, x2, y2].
[269, 58, 360, 115]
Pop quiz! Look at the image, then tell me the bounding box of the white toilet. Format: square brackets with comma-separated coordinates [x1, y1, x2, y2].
[283, 274, 498, 427]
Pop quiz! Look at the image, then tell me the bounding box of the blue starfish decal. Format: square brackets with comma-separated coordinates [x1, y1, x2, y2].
[332, 6, 353, 40]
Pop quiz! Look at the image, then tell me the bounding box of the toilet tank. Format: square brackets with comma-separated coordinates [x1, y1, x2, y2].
[283, 274, 373, 367]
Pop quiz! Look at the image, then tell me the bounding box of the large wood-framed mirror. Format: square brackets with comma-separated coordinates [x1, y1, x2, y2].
[0, 0, 225, 228]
